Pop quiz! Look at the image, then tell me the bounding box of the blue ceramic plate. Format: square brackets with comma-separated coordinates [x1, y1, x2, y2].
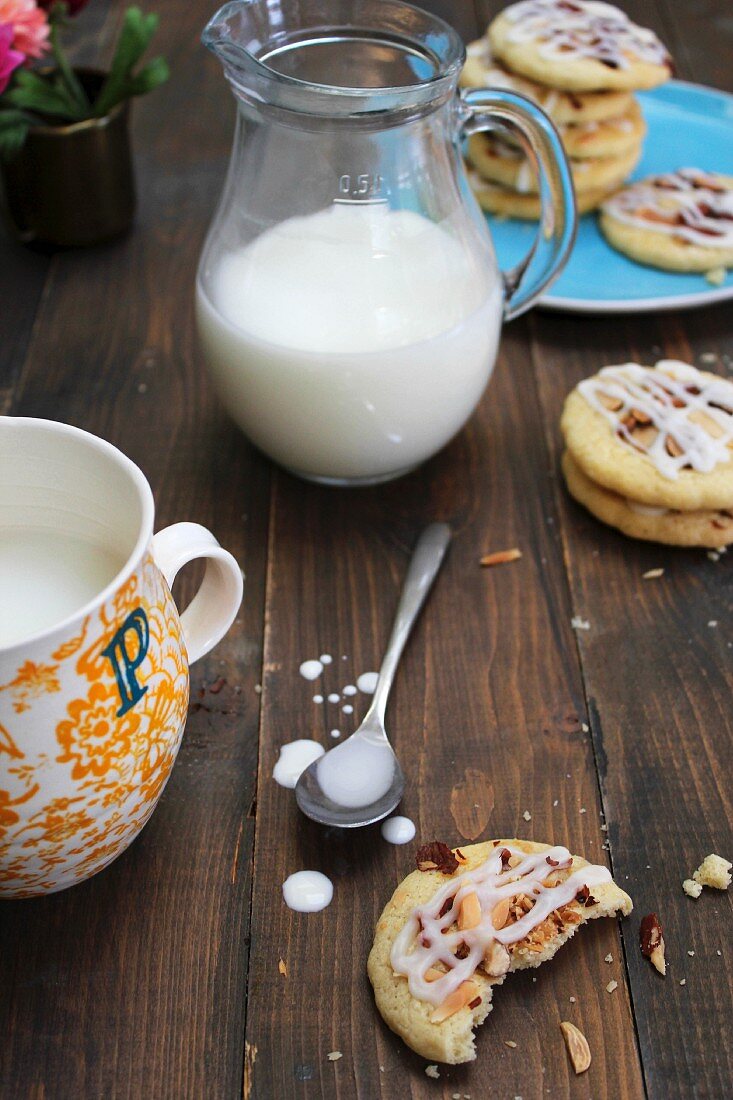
[486, 81, 733, 314]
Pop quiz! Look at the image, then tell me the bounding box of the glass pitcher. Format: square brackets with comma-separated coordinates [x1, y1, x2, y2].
[196, 0, 576, 486]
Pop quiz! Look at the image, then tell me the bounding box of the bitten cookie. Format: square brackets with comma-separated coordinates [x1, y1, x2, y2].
[600, 169, 733, 273]
[468, 170, 614, 219]
[460, 37, 635, 124]
[467, 133, 641, 195]
[489, 0, 673, 92]
[368, 838, 632, 1065]
[561, 361, 733, 511]
[562, 451, 733, 547]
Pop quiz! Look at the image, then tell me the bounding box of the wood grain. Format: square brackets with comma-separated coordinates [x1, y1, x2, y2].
[243, 312, 644, 1097]
[0, 2, 268, 1098]
[1, 0, 731, 1098]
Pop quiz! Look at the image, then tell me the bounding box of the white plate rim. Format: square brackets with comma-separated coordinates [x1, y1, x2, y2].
[537, 79, 733, 315]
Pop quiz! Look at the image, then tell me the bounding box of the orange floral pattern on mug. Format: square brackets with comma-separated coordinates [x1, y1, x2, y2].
[0, 552, 189, 897]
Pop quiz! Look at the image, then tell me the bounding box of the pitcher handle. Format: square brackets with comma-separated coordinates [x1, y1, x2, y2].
[460, 88, 577, 320]
[152, 522, 243, 665]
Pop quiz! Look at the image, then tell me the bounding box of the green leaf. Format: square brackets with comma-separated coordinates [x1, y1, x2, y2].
[6, 69, 83, 121]
[0, 109, 33, 159]
[93, 7, 167, 118]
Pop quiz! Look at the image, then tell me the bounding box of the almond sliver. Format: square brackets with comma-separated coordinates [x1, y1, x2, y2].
[430, 980, 479, 1023]
[458, 891, 482, 931]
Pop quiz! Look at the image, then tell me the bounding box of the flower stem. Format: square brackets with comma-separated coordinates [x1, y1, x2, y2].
[50, 20, 90, 119]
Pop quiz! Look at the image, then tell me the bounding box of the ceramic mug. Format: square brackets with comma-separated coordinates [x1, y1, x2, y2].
[0, 418, 243, 897]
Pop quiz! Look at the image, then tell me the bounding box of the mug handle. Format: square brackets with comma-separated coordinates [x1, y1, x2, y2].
[460, 88, 577, 320]
[152, 522, 243, 665]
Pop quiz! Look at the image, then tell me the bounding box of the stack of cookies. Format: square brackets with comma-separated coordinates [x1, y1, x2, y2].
[462, 0, 673, 219]
[560, 361, 733, 548]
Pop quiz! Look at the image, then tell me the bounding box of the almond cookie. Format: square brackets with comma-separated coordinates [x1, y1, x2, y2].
[561, 99, 645, 160]
[562, 451, 733, 547]
[368, 838, 632, 1064]
[460, 37, 635, 124]
[467, 169, 613, 219]
[489, 0, 673, 92]
[600, 169, 733, 273]
[467, 132, 641, 195]
[561, 361, 733, 511]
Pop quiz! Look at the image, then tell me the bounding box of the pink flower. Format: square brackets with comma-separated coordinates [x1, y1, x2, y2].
[0, 0, 50, 60]
[0, 22, 23, 92]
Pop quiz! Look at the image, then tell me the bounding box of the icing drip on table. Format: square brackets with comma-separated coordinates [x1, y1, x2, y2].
[578, 361, 733, 479]
[390, 843, 611, 1006]
[503, 0, 671, 71]
[602, 169, 733, 249]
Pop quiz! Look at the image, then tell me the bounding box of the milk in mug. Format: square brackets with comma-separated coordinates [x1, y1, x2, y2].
[196, 203, 503, 483]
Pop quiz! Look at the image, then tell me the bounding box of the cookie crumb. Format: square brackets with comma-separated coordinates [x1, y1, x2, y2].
[579, 807, 586, 814]
[707, 551, 720, 562]
[254, 683, 262, 694]
[606, 980, 618, 994]
[425, 1064, 440, 1079]
[327, 1051, 342, 1062]
[705, 266, 726, 286]
[708, 620, 718, 628]
[480, 548, 522, 567]
[688, 950, 695, 957]
[605, 953, 614, 963]
[643, 568, 664, 579]
[560, 1020, 592, 1075]
[571, 616, 591, 631]
[693, 853, 731, 890]
[553, 799, 559, 807]
[569, 996, 576, 1004]
[717, 950, 722, 956]
[504, 1040, 517, 1048]
[581, 722, 589, 732]
[683, 878, 702, 898]
[679, 978, 686, 986]
[522, 810, 532, 822]
[278, 958, 287, 976]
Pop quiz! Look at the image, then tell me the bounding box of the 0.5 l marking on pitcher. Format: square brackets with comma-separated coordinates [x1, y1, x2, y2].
[336, 173, 386, 204]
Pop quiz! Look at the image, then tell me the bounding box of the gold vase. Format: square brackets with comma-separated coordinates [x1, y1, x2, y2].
[1, 69, 135, 248]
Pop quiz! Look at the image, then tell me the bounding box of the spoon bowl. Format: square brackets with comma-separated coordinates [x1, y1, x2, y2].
[295, 523, 451, 828]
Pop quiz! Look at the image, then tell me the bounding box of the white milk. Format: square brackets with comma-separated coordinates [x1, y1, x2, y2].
[197, 204, 502, 482]
[0, 529, 125, 648]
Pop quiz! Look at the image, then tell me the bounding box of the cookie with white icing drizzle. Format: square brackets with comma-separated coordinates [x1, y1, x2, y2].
[562, 451, 733, 546]
[561, 361, 733, 511]
[467, 132, 641, 195]
[368, 838, 632, 1065]
[600, 169, 733, 273]
[468, 169, 614, 219]
[489, 0, 673, 92]
[460, 37, 635, 124]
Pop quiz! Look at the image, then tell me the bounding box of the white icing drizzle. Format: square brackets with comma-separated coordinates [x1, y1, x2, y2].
[578, 361, 733, 479]
[503, 0, 671, 71]
[602, 169, 733, 249]
[390, 843, 611, 1006]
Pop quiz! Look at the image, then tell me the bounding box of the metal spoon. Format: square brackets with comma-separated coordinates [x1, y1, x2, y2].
[295, 522, 451, 827]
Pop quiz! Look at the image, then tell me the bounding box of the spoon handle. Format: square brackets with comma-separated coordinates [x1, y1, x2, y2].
[366, 523, 451, 726]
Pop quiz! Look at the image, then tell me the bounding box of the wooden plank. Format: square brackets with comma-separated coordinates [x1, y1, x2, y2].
[244, 299, 645, 1097]
[0, 2, 269, 1097]
[527, 4, 733, 1097]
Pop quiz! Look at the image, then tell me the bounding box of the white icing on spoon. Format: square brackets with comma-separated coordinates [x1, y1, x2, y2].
[315, 733, 396, 809]
[282, 870, 333, 912]
[381, 816, 416, 844]
[272, 739, 325, 788]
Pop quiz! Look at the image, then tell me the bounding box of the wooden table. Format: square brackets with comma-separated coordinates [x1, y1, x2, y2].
[1, 2, 731, 1097]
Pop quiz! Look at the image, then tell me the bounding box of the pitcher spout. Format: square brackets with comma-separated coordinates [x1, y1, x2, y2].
[202, 1, 261, 79]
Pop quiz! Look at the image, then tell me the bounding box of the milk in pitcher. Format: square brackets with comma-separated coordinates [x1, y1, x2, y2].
[196, 203, 503, 483]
